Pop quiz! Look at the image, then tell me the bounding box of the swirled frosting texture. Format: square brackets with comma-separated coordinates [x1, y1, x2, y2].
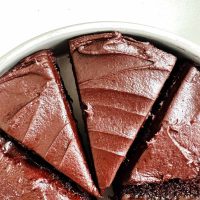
[70, 32, 176, 192]
[0, 50, 99, 196]
[0, 137, 90, 200]
[126, 64, 200, 185]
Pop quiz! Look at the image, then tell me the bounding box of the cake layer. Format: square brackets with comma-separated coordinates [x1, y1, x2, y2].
[70, 32, 177, 192]
[0, 50, 99, 196]
[118, 178, 200, 200]
[0, 135, 91, 200]
[125, 63, 200, 186]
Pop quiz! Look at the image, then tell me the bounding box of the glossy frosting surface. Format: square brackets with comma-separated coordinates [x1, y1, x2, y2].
[127, 65, 200, 185]
[0, 136, 89, 200]
[70, 32, 176, 191]
[0, 50, 98, 196]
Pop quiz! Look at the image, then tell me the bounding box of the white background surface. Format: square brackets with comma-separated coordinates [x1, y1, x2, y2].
[0, 0, 200, 57]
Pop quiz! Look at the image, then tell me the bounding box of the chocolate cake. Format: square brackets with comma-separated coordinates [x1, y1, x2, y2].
[69, 32, 177, 192]
[1, 32, 199, 200]
[0, 135, 90, 200]
[0, 50, 99, 196]
[120, 63, 200, 199]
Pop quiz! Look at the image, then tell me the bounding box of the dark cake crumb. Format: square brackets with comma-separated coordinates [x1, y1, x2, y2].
[119, 178, 200, 200]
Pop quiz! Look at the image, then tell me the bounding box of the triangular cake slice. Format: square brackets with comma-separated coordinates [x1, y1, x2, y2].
[0, 135, 91, 200]
[0, 50, 99, 196]
[126, 63, 200, 185]
[69, 32, 177, 192]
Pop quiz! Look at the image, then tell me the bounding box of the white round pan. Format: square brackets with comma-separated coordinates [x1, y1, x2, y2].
[0, 21, 200, 76]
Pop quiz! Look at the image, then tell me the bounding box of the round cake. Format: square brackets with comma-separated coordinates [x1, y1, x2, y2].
[0, 31, 199, 200]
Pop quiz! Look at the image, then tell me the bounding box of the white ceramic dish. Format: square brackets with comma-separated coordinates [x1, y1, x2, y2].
[0, 22, 200, 198]
[0, 21, 200, 75]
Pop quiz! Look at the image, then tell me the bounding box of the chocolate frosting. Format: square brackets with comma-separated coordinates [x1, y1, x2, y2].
[70, 32, 176, 192]
[0, 50, 99, 196]
[126, 65, 200, 185]
[0, 137, 90, 200]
